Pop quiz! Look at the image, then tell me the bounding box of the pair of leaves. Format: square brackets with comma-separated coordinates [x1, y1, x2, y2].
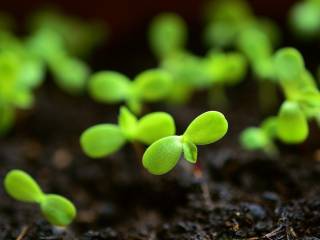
[142, 111, 228, 175]
[4, 170, 76, 226]
[80, 107, 175, 158]
[88, 69, 173, 114]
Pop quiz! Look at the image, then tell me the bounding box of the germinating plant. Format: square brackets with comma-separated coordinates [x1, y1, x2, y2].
[88, 69, 173, 114]
[143, 111, 228, 175]
[80, 106, 175, 158]
[26, 9, 106, 94]
[0, 32, 45, 135]
[240, 47, 320, 154]
[149, 13, 248, 105]
[289, 0, 320, 38]
[4, 169, 76, 226]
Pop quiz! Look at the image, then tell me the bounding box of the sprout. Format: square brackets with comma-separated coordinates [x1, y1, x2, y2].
[149, 13, 187, 59]
[240, 117, 278, 155]
[277, 101, 309, 144]
[89, 69, 173, 114]
[80, 107, 175, 158]
[4, 170, 76, 226]
[289, 0, 320, 38]
[143, 111, 228, 175]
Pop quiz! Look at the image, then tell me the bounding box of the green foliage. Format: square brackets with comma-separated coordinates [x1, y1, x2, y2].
[4, 170, 76, 226]
[0, 34, 45, 135]
[143, 136, 183, 175]
[290, 0, 320, 38]
[89, 69, 173, 114]
[274, 47, 305, 82]
[277, 101, 309, 144]
[143, 111, 228, 175]
[80, 124, 126, 158]
[149, 13, 187, 59]
[80, 107, 175, 158]
[26, 9, 106, 94]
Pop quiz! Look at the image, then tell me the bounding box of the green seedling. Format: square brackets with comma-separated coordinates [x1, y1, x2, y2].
[80, 106, 175, 158]
[89, 69, 173, 114]
[274, 48, 320, 120]
[149, 13, 187, 59]
[241, 47, 320, 152]
[204, 51, 247, 108]
[203, 0, 253, 48]
[0, 34, 45, 134]
[277, 101, 309, 144]
[290, 0, 320, 38]
[143, 111, 228, 175]
[240, 117, 278, 155]
[29, 9, 106, 57]
[4, 169, 76, 226]
[25, 9, 106, 95]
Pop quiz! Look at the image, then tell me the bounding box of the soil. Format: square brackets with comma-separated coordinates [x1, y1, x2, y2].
[1, 15, 320, 240]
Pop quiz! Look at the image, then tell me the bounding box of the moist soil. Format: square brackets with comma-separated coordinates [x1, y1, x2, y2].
[0, 23, 320, 239]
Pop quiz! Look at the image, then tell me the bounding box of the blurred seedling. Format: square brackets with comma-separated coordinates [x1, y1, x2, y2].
[4, 169, 76, 227]
[26, 9, 106, 94]
[241, 48, 320, 153]
[88, 69, 173, 114]
[0, 35, 45, 135]
[149, 13, 248, 106]
[149, 12, 187, 59]
[289, 0, 320, 38]
[80, 106, 175, 158]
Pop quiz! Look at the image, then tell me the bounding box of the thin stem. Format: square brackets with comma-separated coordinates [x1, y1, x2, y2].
[193, 161, 214, 210]
[131, 141, 144, 161]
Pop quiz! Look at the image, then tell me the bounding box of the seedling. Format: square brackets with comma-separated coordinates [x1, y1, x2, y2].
[290, 0, 320, 38]
[0, 35, 45, 134]
[25, 9, 106, 95]
[241, 47, 320, 152]
[4, 169, 76, 226]
[80, 106, 175, 158]
[143, 111, 228, 175]
[88, 69, 173, 114]
[149, 13, 187, 59]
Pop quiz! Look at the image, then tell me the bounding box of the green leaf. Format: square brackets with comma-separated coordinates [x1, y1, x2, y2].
[290, 1, 320, 37]
[4, 170, 44, 203]
[240, 127, 270, 150]
[51, 57, 90, 94]
[182, 140, 197, 163]
[142, 136, 183, 175]
[41, 194, 76, 226]
[238, 28, 272, 61]
[80, 124, 126, 158]
[89, 71, 131, 103]
[277, 101, 309, 144]
[118, 106, 138, 139]
[135, 112, 176, 145]
[133, 69, 172, 101]
[261, 116, 278, 138]
[149, 13, 187, 58]
[183, 111, 228, 145]
[274, 48, 305, 82]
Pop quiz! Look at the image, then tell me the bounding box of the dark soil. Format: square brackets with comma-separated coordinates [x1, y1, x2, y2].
[0, 73, 320, 240]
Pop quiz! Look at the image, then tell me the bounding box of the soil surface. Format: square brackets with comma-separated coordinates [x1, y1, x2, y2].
[1, 13, 320, 239]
